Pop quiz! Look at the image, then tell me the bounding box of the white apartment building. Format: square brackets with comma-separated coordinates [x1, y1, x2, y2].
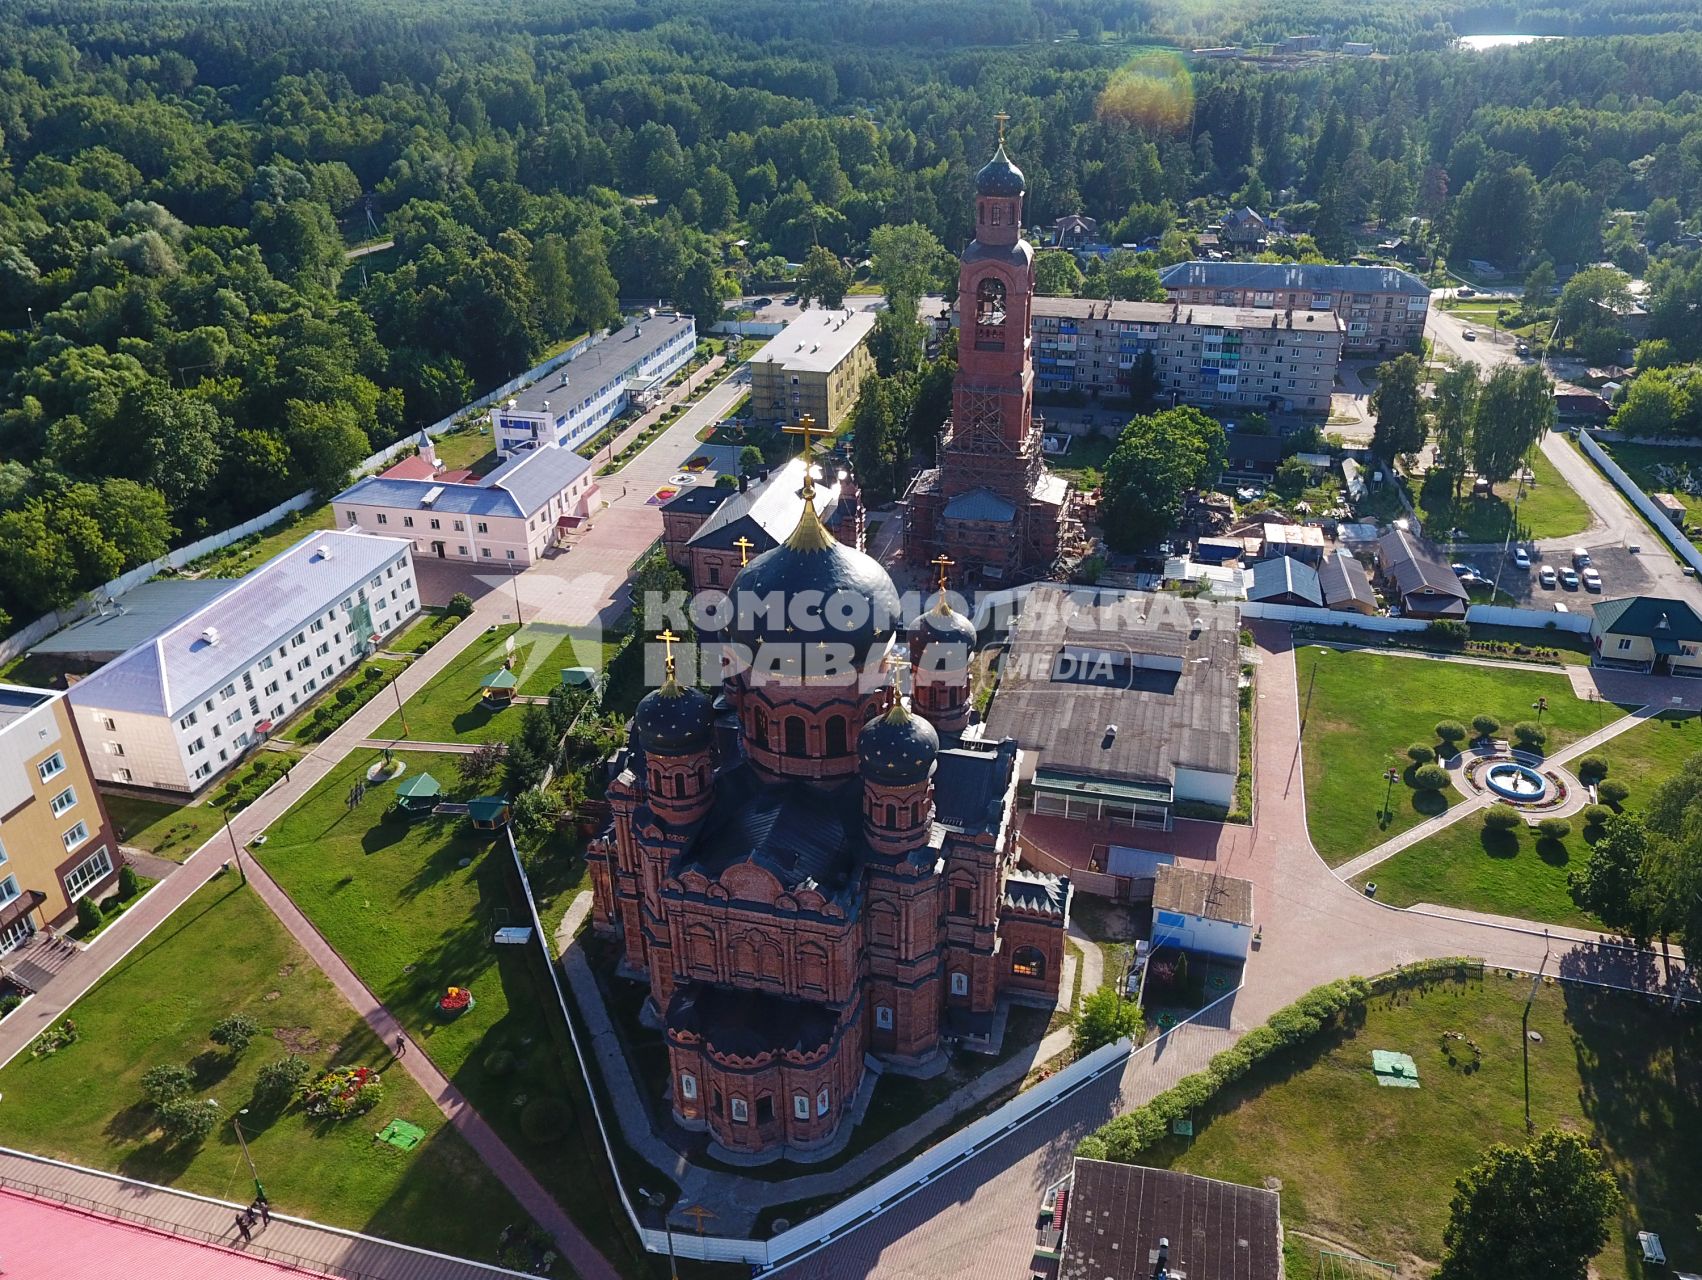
[491, 313, 697, 456]
[1032, 297, 1343, 414]
[68, 530, 420, 795]
[1159, 261, 1430, 353]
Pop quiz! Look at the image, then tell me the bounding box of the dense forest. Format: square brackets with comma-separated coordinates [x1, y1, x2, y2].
[5, 0, 1702, 626]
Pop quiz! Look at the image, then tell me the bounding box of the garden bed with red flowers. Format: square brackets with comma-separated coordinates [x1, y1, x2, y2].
[438, 986, 476, 1019]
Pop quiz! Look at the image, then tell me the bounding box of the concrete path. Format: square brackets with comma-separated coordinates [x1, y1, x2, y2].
[1335, 704, 1653, 881]
[1067, 919, 1105, 997]
[0, 1148, 513, 1280]
[771, 621, 1690, 1280]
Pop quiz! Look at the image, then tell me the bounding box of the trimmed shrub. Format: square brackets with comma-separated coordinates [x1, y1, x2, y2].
[1412, 763, 1451, 791]
[76, 897, 103, 933]
[447, 592, 474, 619]
[252, 1055, 311, 1110]
[1536, 817, 1572, 841]
[210, 1014, 260, 1053]
[1511, 721, 1546, 750]
[1581, 803, 1613, 829]
[1407, 743, 1436, 766]
[1428, 619, 1470, 646]
[1471, 714, 1501, 740]
[117, 863, 140, 899]
[1483, 805, 1523, 833]
[1435, 720, 1468, 747]
[1598, 779, 1630, 808]
[141, 1063, 195, 1107]
[159, 1096, 220, 1145]
[1575, 755, 1608, 783]
[520, 1097, 570, 1144]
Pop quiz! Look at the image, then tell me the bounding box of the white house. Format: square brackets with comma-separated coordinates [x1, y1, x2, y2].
[1151, 864, 1254, 960]
[490, 313, 696, 456]
[333, 441, 599, 566]
[68, 531, 420, 795]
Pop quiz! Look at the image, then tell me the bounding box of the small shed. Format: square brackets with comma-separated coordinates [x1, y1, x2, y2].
[468, 795, 512, 831]
[1152, 864, 1255, 960]
[479, 667, 519, 705]
[1652, 493, 1689, 525]
[395, 772, 442, 814]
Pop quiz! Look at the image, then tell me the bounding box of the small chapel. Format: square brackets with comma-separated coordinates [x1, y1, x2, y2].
[587, 467, 1071, 1158]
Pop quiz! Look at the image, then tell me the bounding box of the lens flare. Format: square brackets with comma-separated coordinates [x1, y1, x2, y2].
[1096, 50, 1195, 134]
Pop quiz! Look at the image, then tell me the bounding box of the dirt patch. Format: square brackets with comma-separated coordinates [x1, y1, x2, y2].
[277, 962, 296, 978]
[272, 1026, 321, 1054]
[263, 990, 282, 1001]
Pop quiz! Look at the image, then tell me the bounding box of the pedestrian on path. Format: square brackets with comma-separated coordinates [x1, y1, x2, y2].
[257, 1197, 271, 1227]
[235, 1213, 252, 1243]
[394, 1033, 406, 1058]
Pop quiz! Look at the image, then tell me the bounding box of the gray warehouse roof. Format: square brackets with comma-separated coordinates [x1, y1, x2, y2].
[31, 579, 235, 661]
[983, 584, 1240, 786]
[1160, 259, 1430, 296]
[504, 313, 695, 416]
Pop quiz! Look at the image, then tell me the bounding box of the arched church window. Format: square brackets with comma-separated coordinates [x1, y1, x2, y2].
[1011, 946, 1046, 979]
[882, 802, 897, 827]
[784, 716, 806, 755]
[825, 715, 847, 756]
[976, 278, 1007, 328]
[989, 202, 1003, 226]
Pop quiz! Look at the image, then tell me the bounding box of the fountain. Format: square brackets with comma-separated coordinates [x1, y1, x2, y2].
[1484, 761, 1548, 802]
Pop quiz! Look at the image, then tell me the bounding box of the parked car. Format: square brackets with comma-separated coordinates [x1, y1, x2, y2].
[1516, 341, 1531, 356]
[1560, 567, 1580, 589]
[1450, 562, 1474, 578]
[1582, 567, 1603, 591]
[1572, 547, 1592, 567]
[1628, 543, 1641, 554]
[1462, 328, 1477, 341]
[1538, 565, 1557, 588]
[1457, 286, 1477, 297]
[1513, 547, 1532, 570]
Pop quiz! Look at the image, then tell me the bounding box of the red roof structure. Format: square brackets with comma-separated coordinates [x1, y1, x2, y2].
[379, 454, 476, 484]
[0, 1187, 336, 1279]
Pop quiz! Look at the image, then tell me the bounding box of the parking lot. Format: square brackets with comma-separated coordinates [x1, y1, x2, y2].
[1446, 541, 1666, 606]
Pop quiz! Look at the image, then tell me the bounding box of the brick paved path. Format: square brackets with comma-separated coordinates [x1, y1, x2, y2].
[769, 621, 1690, 1280]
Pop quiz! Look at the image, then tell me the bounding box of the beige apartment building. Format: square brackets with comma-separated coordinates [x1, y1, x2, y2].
[1159, 261, 1430, 353]
[0, 685, 121, 952]
[748, 308, 877, 429]
[1033, 297, 1343, 414]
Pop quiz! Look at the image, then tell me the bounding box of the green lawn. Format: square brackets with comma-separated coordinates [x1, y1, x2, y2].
[71, 872, 158, 940]
[1358, 711, 1701, 925]
[0, 879, 532, 1262]
[1300, 648, 1628, 864]
[1413, 448, 1592, 542]
[1591, 440, 1702, 541]
[429, 424, 501, 476]
[103, 794, 229, 861]
[377, 623, 612, 744]
[1150, 972, 1699, 1279]
[385, 610, 462, 655]
[256, 748, 655, 1275]
[1044, 430, 1116, 485]
[277, 655, 408, 745]
[192, 505, 338, 579]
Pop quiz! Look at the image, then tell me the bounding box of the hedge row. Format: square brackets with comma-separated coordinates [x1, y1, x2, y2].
[1075, 958, 1482, 1163]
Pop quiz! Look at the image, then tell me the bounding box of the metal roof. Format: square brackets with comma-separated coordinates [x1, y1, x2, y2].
[67, 530, 413, 718]
[31, 580, 235, 660]
[1592, 595, 1702, 640]
[505, 314, 695, 416]
[686, 457, 843, 550]
[1317, 548, 1377, 608]
[1060, 1160, 1280, 1280]
[1247, 556, 1323, 607]
[943, 487, 1018, 523]
[749, 308, 876, 374]
[1153, 864, 1255, 926]
[1160, 259, 1430, 296]
[336, 442, 592, 520]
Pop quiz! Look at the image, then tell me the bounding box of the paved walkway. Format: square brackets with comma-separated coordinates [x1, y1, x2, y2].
[1335, 704, 1654, 881]
[1067, 919, 1105, 997]
[0, 1150, 512, 1280]
[772, 622, 1690, 1280]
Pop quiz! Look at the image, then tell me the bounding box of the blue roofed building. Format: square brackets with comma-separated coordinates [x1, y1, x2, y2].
[332, 441, 599, 566]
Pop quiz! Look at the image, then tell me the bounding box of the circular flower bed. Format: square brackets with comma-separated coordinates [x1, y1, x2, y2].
[438, 986, 476, 1019]
[298, 1064, 383, 1118]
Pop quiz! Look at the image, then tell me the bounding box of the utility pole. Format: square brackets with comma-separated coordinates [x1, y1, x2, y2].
[222, 810, 247, 885]
[639, 1188, 679, 1280]
[392, 675, 409, 738]
[1522, 930, 1550, 1132]
[233, 1108, 266, 1202]
[1382, 767, 1401, 825]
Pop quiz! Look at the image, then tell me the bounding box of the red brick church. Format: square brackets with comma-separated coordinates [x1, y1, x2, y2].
[905, 128, 1073, 583]
[587, 479, 1071, 1158]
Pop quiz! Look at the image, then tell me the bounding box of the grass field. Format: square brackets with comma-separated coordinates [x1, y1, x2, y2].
[1299, 648, 1627, 864]
[429, 424, 501, 476]
[384, 610, 461, 655]
[1151, 973, 1700, 1279]
[1356, 710, 1700, 924]
[375, 623, 613, 744]
[256, 748, 654, 1275]
[193, 505, 338, 579]
[1413, 448, 1592, 542]
[0, 879, 532, 1261]
[103, 794, 229, 861]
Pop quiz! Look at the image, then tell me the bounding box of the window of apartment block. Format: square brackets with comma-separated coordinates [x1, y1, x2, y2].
[376, 513, 388, 524]
[37, 752, 65, 783]
[50, 786, 77, 817]
[459, 545, 469, 556]
[506, 550, 516, 560]
[62, 820, 90, 852]
[430, 518, 441, 530]
[64, 845, 113, 901]
[404, 516, 414, 527]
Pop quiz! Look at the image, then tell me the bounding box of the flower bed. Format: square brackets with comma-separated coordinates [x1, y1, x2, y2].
[438, 986, 476, 1018]
[298, 1064, 384, 1118]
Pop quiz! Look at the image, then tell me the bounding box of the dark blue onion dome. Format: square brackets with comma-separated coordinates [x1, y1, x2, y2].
[728, 498, 901, 656]
[912, 595, 978, 649]
[858, 698, 939, 785]
[634, 675, 715, 755]
[976, 144, 1026, 197]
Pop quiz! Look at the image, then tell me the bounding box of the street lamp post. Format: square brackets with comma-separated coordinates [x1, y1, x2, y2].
[233, 1107, 266, 1201]
[222, 809, 247, 885]
[639, 1188, 679, 1280]
[1522, 930, 1550, 1132]
[1382, 767, 1402, 825]
[392, 674, 409, 738]
[1532, 696, 1548, 726]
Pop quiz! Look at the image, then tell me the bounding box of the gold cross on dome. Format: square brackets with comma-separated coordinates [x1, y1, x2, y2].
[930, 554, 955, 595]
[782, 415, 821, 501]
[994, 112, 1010, 143]
[733, 535, 754, 566]
[656, 627, 681, 679]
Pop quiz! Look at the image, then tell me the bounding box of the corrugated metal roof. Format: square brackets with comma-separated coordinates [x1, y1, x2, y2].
[1247, 556, 1322, 606]
[943, 487, 1018, 522]
[506, 314, 695, 415]
[31, 579, 234, 658]
[336, 443, 591, 520]
[1160, 259, 1430, 296]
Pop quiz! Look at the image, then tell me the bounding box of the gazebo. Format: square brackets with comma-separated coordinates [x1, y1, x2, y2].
[467, 795, 512, 831]
[394, 771, 442, 815]
[479, 668, 518, 706]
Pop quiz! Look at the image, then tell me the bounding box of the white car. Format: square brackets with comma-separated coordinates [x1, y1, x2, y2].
[1560, 567, 1580, 589]
[1582, 567, 1603, 591]
[1462, 328, 1477, 341]
[1513, 547, 1531, 570]
[1538, 565, 1557, 588]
